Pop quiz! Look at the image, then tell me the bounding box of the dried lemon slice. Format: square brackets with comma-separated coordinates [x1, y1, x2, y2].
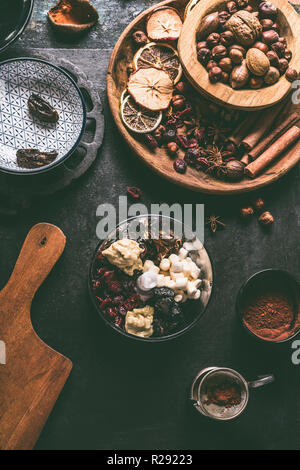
[121, 95, 162, 133]
[184, 0, 199, 20]
[133, 42, 182, 84]
[127, 67, 173, 111]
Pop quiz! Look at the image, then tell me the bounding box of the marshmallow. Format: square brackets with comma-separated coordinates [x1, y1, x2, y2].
[193, 239, 203, 250]
[149, 265, 160, 274]
[169, 254, 179, 263]
[170, 260, 183, 273]
[183, 241, 195, 252]
[192, 290, 201, 300]
[137, 272, 157, 292]
[165, 279, 176, 290]
[187, 281, 197, 297]
[156, 274, 166, 287]
[160, 258, 170, 271]
[170, 272, 184, 280]
[174, 294, 183, 303]
[178, 247, 188, 259]
[190, 267, 201, 279]
[175, 277, 188, 290]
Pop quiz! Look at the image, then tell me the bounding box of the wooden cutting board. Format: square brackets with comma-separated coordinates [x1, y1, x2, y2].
[0, 223, 73, 450]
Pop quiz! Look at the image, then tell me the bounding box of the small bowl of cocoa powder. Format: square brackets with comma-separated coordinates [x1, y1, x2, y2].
[237, 269, 300, 343]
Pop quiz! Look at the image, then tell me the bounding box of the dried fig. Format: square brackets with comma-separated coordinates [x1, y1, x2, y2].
[230, 60, 249, 88]
[226, 11, 262, 46]
[246, 48, 270, 76]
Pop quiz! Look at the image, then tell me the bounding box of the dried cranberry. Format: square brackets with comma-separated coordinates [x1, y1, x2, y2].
[118, 306, 127, 316]
[113, 316, 123, 327]
[185, 148, 201, 166]
[95, 296, 104, 303]
[176, 134, 189, 149]
[97, 267, 106, 277]
[96, 251, 105, 262]
[103, 271, 115, 283]
[196, 157, 210, 170]
[100, 298, 112, 310]
[144, 133, 158, 149]
[127, 186, 142, 200]
[112, 295, 125, 306]
[128, 293, 141, 307]
[107, 307, 117, 318]
[173, 158, 187, 174]
[107, 280, 122, 294]
[92, 280, 101, 290]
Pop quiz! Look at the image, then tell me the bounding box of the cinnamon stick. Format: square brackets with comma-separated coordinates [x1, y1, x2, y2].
[240, 153, 250, 165]
[228, 113, 258, 146]
[245, 125, 300, 178]
[240, 101, 286, 151]
[248, 112, 299, 160]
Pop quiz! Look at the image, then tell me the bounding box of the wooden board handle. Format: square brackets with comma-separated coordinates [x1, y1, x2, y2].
[2, 223, 66, 306]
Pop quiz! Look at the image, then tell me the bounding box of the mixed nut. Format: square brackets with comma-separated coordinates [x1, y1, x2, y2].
[196, 1, 298, 89]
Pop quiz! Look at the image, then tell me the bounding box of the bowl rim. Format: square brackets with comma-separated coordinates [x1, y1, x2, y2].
[0, 56, 87, 175]
[0, 0, 35, 54]
[88, 214, 214, 342]
[236, 268, 300, 344]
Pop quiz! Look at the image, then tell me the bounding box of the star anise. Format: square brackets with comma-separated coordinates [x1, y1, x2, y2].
[207, 123, 230, 145]
[206, 215, 226, 233]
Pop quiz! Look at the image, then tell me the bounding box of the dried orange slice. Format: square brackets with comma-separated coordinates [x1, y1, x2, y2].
[146, 7, 182, 42]
[184, 0, 199, 20]
[121, 95, 162, 133]
[127, 67, 173, 111]
[133, 42, 182, 84]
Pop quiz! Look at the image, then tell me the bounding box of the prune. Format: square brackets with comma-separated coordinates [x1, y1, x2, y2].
[28, 94, 59, 123]
[155, 297, 173, 314]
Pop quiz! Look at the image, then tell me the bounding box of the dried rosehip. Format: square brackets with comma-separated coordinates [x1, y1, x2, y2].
[132, 30, 148, 45]
[254, 197, 265, 210]
[240, 206, 254, 218]
[28, 94, 59, 123]
[92, 280, 101, 290]
[127, 186, 142, 200]
[167, 142, 178, 155]
[173, 158, 187, 174]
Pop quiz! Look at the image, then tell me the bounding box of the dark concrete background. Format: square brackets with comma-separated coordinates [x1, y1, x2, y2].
[0, 0, 300, 450]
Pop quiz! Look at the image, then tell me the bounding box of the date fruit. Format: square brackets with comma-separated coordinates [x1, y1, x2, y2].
[28, 94, 59, 123]
[17, 149, 58, 169]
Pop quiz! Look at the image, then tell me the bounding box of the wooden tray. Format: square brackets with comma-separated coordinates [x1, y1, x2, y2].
[178, 0, 300, 111]
[107, 0, 300, 194]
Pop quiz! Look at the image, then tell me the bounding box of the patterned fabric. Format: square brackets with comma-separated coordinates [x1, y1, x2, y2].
[0, 59, 85, 172]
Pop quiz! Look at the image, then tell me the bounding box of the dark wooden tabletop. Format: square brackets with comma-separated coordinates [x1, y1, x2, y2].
[0, 0, 300, 450]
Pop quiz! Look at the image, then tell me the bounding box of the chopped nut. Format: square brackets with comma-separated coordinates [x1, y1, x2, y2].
[258, 211, 274, 225]
[240, 206, 254, 218]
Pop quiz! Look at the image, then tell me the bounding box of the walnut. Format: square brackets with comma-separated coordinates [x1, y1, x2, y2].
[246, 48, 270, 76]
[226, 10, 262, 46]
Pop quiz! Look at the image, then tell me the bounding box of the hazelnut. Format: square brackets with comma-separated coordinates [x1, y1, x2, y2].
[253, 41, 269, 54]
[229, 48, 244, 64]
[285, 68, 299, 82]
[254, 197, 265, 210]
[206, 60, 219, 71]
[220, 30, 235, 46]
[197, 47, 212, 65]
[258, 2, 278, 21]
[198, 12, 220, 40]
[172, 95, 185, 110]
[209, 66, 223, 83]
[240, 206, 254, 218]
[219, 57, 233, 72]
[260, 19, 274, 31]
[206, 32, 220, 48]
[262, 30, 279, 45]
[250, 77, 264, 89]
[278, 58, 289, 75]
[226, 1, 238, 14]
[212, 45, 227, 60]
[229, 44, 246, 56]
[167, 142, 178, 155]
[175, 81, 188, 94]
[258, 211, 274, 226]
[284, 49, 292, 62]
[271, 41, 285, 58]
[266, 50, 279, 68]
[197, 41, 208, 51]
[132, 31, 148, 46]
[278, 37, 287, 47]
[220, 71, 230, 83]
[264, 66, 280, 85]
[271, 22, 280, 33]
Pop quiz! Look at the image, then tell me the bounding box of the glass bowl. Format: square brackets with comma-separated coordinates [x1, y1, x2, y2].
[88, 214, 213, 342]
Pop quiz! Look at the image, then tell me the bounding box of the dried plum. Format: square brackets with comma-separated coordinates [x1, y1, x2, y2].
[16, 149, 58, 169]
[153, 287, 175, 299]
[28, 94, 59, 123]
[155, 297, 173, 315]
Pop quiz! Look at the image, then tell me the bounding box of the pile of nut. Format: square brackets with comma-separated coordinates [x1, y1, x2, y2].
[196, 0, 298, 89]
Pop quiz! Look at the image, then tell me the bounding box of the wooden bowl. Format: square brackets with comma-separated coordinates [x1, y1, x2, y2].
[178, 0, 300, 111]
[107, 0, 300, 194]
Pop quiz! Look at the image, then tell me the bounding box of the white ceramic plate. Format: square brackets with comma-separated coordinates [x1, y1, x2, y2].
[0, 58, 86, 174]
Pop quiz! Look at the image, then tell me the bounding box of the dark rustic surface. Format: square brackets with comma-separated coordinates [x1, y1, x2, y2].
[0, 0, 300, 450]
